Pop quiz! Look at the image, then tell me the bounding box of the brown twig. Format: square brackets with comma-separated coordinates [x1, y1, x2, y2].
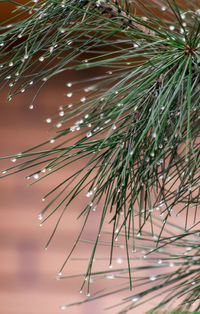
[94, 0, 156, 36]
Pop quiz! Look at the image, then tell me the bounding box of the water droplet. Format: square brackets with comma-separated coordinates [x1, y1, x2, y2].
[81, 97, 86, 103]
[86, 293, 90, 297]
[56, 123, 62, 128]
[116, 258, 123, 264]
[58, 272, 62, 276]
[50, 139, 55, 143]
[150, 275, 157, 281]
[169, 262, 174, 267]
[86, 132, 92, 138]
[105, 119, 111, 124]
[161, 6, 166, 11]
[49, 46, 54, 53]
[109, 264, 112, 269]
[9, 62, 14, 67]
[67, 92, 72, 98]
[46, 118, 52, 123]
[11, 158, 16, 162]
[158, 259, 162, 264]
[60, 305, 67, 310]
[38, 213, 43, 220]
[39, 56, 44, 62]
[59, 28, 65, 33]
[67, 82, 72, 87]
[41, 198, 45, 202]
[59, 111, 64, 117]
[93, 205, 97, 211]
[132, 296, 139, 302]
[33, 173, 39, 179]
[86, 191, 93, 197]
[39, 223, 43, 227]
[169, 25, 175, 31]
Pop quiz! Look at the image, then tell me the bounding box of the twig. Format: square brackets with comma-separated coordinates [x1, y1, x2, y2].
[94, 0, 156, 36]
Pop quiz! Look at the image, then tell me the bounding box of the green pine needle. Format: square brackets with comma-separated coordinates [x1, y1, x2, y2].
[0, 0, 200, 312]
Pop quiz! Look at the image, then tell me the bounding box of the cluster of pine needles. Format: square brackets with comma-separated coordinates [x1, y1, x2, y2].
[0, 0, 200, 312]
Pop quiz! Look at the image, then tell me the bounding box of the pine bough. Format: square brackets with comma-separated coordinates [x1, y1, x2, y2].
[0, 0, 200, 312]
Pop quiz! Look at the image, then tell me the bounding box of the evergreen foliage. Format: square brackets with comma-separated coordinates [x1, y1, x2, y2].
[0, 0, 200, 312]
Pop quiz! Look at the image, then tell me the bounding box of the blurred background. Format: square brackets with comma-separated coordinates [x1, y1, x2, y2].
[0, 4, 96, 314]
[0, 3, 130, 314]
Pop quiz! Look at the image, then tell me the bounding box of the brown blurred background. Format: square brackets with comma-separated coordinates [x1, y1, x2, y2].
[0, 4, 101, 314]
[0, 3, 130, 314]
[0, 3, 176, 314]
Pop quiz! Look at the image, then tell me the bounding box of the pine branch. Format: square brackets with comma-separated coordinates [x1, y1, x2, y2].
[0, 0, 200, 312]
[57, 218, 200, 312]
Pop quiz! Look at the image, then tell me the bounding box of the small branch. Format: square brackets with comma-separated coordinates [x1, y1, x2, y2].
[95, 0, 156, 36]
